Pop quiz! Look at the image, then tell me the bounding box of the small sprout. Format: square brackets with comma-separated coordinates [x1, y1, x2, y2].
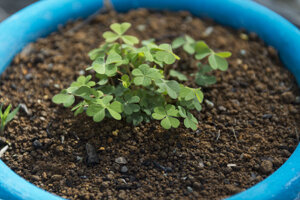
[0, 104, 20, 134]
[52, 23, 231, 131]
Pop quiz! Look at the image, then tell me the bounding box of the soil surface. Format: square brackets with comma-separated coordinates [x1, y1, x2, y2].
[0, 9, 299, 200]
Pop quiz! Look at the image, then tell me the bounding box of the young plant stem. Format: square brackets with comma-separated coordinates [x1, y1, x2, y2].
[109, 77, 115, 86]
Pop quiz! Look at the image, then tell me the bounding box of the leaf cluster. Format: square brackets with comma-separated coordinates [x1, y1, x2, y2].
[172, 35, 231, 86]
[0, 104, 20, 134]
[53, 23, 230, 130]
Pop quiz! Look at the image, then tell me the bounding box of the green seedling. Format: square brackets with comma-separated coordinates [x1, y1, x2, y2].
[0, 104, 20, 134]
[53, 22, 231, 130]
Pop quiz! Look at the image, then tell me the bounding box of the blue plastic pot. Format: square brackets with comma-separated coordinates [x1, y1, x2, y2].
[0, 0, 299, 200]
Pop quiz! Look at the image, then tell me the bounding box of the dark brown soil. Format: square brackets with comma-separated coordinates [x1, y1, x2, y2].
[0, 9, 299, 200]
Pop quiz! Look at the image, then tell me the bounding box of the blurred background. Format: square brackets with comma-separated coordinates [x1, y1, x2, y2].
[0, 0, 299, 27]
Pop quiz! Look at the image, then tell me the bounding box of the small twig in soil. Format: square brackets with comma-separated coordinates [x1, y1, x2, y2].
[231, 127, 238, 143]
[295, 126, 299, 142]
[216, 130, 221, 141]
[46, 122, 52, 137]
[0, 145, 8, 158]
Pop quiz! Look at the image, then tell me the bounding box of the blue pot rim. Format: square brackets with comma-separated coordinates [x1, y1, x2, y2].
[0, 1, 299, 200]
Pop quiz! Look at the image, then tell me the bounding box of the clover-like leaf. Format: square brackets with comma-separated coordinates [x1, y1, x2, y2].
[208, 53, 228, 71]
[179, 85, 203, 103]
[103, 31, 119, 43]
[121, 35, 139, 45]
[154, 44, 180, 65]
[152, 104, 180, 129]
[155, 79, 180, 99]
[110, 22, 131, 35]
[172, 36, 185, 49]
[86, 104, 106, 122]
[86, 95, 123, 122]
[52, 94, 75, 107]
[96, 74, 108, 85]
[195, 41, 212, 60]
[132, 64, 161, 86]
[195, 64, 216, 86]
[118, 94, 140, 115]
[107, 101, 123, 120]
[169, 69, 188, 81]
[91, 57, 106, 74]
[88, 48, 105, 60]
[184, 112, 198, 130]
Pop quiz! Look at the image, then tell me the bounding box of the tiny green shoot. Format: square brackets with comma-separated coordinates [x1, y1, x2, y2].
[0, 104, 20, 134]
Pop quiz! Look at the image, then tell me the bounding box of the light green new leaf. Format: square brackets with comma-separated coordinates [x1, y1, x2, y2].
[195, 41, 212, 60]
[215, 51, 232, 58]
[106, 52, 122, 64]
[52, 94, 75, 107]
[110, 22, 131, 35]
[179, 86, 204, 103]
[161, 117, 180, 129]
[121, 35, 139, 45]
[208, 54, 228, 71]
[154, 44, 180, 65]
[172, 36, 185, 49]
[172, 35, 195, 54]
[6, 105, 20, 124]
[132, 64, 161, 86]
[103, 31, 119, 42]
[92, 57, 106, 74]
[169, 69, 188, 81]
[88, 48, 105, 60]
[121, 74, 131, 88]
[107, 101, 123, 120]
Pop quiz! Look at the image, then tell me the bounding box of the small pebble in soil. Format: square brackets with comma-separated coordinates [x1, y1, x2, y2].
[260, 160, 273, 174]
[19, 103, 32, 116]
[137, 24, 146, 31]
[203, 26, 213, 36]
[187, 186, 193, 193]
[79, 70, 85, 75]
[281, 91, 294, 104]
[204, 99, 214, 108]
[262, 114, 273, 119]
[120, 166, 128, 173]
[240, 49, 246, 56]
[85, 143, 99, 165]
[33, 139, 42, 148]
[76, 156, 83, 163]
[52, 174, 63, 181]
[115, 157, 127, 164]
[239, 33, 249, 40]
[295, 96, 300, 104]
[25, 73, 33, 80]
[225, 184, 241, 194]
[218, 106, 226, 112]
[31, 175, 41, 181]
